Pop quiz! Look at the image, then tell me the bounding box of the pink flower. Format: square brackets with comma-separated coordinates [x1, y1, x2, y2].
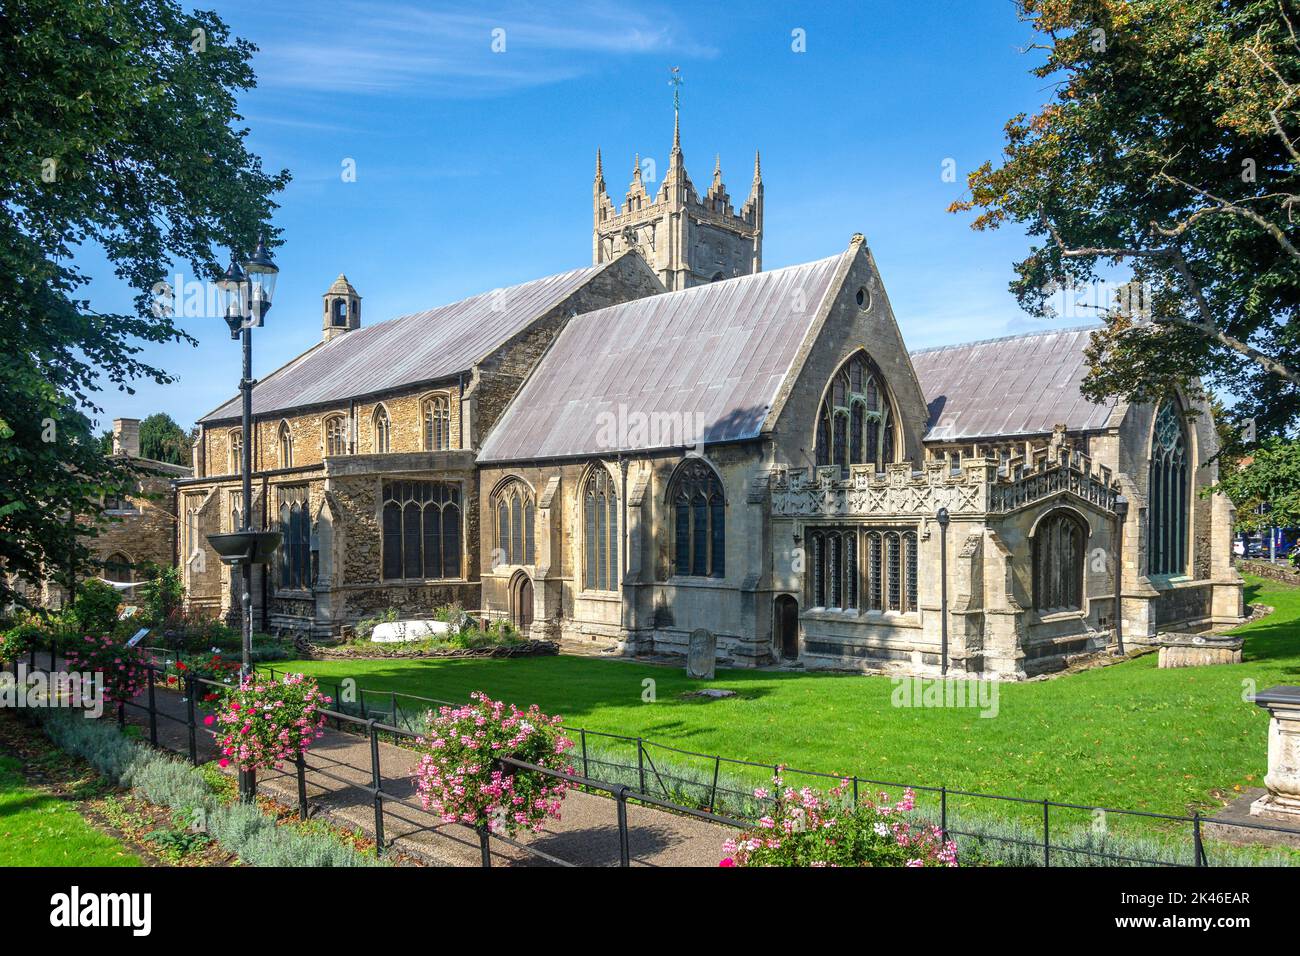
[203, 715, 215, 726]
[719, 857, 735, 867]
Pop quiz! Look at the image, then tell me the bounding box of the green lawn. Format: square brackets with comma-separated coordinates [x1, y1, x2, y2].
[0, 756, 138, 867]
[270, 575, 1300, 820]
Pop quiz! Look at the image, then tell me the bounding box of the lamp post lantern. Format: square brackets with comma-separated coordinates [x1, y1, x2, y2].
[1113, 494, 1129, 657]
[206, 235, 283, 803]
[936, 507, 950, 676]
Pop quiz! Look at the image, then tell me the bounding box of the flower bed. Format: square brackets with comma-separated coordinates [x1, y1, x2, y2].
[214, 673, 331, 772]
[63, 636, 150, 704]
[313, 639, 558, 661]
[410, 692, 573, 836]
[721, 773, 959, 868]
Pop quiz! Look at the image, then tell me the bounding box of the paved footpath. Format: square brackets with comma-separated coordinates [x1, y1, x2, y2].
[108, 671, 733, 867]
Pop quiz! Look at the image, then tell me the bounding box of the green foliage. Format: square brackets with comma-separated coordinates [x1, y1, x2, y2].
[0, 614, 47, 664]
[0, 0, 289, 609]
[39, 710, 381, 867]
[1216, 437, 1300, 533]
[353, 609, 399, 643]
[138, 563, 184, 626]
[953, 0, 1300, 437]
[137, 413, 192, 465]
[67, 579, 122, 635]
[0, 755, 138, 866]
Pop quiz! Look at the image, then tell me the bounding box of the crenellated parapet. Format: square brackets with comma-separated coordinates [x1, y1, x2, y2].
[771, 452, 1119, 520]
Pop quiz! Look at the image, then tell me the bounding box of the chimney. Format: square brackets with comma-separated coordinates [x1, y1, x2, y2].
[112, 418, 141, 458]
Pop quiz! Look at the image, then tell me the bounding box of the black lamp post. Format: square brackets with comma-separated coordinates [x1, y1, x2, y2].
[1113, 494, 1129, 656]
[936, 507, 950, 676]
[205, 236, 282, 803]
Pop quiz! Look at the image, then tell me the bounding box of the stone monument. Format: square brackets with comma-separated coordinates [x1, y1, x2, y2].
[1251, 686, 1300, 821]
[687, 628, 716, 680]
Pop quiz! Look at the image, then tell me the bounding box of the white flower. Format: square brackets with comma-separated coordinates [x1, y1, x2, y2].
[874, 822, 888, 837]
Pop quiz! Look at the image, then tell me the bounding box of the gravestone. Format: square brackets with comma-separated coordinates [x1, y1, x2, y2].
[686, 628, 716, 680]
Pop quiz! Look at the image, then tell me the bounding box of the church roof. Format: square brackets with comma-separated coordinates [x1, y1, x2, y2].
[909, 325, 1118, 441]
[199, 264, 613, 423]
[478, 250, 851, 462]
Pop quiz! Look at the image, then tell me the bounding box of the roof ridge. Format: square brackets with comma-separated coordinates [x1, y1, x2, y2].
[909, 323, 1101, 356]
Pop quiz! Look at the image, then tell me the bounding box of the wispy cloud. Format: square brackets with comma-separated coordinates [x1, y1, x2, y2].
[241, 0, 715, 97]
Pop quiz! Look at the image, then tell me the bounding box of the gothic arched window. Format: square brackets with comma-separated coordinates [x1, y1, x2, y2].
[815, 352, 896, 473]
[669, 458, 725, 577]
[1033, 510, 1086, 611]
[323, 415, 347, 457]
[381, 480, 461, 580]
[277, 485, 312, 591]
[808, 527, 916, 612]
[104, 552, 133, 583]
[423, 395, 451, 451]
[1147, 398, 1189, 577]
[582, 466, 619, 591]
[373, 406, 391, 454]
[277, 422, 292, 468]
[228, 428, 243, 475]
[492, 479, 535, 566]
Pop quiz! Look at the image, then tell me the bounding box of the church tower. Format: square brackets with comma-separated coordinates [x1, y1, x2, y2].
[592, 100, 762, 290]
[322, 274, 361, 342]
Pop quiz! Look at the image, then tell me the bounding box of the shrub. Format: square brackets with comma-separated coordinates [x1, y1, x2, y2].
[63, 635, 150, 704]
[138, 564, 184, 627]
[214, 673, 331, 772]
[721, 773, 959, 868]
[411, 692, 573, 836]
[68, 579, 123, 636]
[0, 615, 47, 664]
[162, 651, 240, 699]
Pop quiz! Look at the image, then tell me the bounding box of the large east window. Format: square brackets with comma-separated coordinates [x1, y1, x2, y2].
[1032, 510, 1086, 612]
[1147, 398, 1189, 577]
[582, 467, 619, 591]
[277, 485, 312, 591]
[808, 526, 917, 613]
[669, 458, 725, 577]
[381, 480, 461, 581]
[815, 352, 896, 473]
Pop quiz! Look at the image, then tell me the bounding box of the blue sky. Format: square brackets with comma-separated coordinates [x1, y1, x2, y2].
[84, 0, 1077, 431]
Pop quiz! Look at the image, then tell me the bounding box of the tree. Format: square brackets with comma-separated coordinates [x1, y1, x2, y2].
[952, 0, 1300, 441]
[1217, 438, 1300, 534]
[138, 413, 192, 465]
[0, 0, 289, 608]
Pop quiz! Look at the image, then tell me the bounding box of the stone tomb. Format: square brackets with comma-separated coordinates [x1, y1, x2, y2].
[686, 628, 716, 680]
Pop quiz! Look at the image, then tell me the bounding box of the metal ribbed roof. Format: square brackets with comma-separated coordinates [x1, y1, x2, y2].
[478, 251, 850, 462]
[200, 265, 612, 422]
[910, 326, 1117, 441]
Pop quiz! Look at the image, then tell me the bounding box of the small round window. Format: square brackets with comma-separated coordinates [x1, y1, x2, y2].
[855, 286, 871, 310]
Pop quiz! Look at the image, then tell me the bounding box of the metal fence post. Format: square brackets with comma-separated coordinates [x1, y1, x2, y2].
[146, 665, 158, 746]
[50, 638, 57, 672]
[1193, 812, 1205, 867]
[581, 729, 589, 779]
[477, 825, 492, 867]
[390, 691, 398, 726]
[1042, 800, 1051, 867]
[368, 719, 385, 858]
[709, 756, 721, 814]
[117, 701, 125, 729]
[853, 776, 859, 808]
[185, 677, 198, 765]
[637, 738, 646, 792]
[295, 751, 309, 821]
[616, 786, 630, 867]
[941, 786, 948, 837]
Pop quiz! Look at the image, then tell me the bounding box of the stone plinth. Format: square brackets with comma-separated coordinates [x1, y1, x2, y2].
[1251, 686, 1300, 821]
[1155, 633, 1242, 668]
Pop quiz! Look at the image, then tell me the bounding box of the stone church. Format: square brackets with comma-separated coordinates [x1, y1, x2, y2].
[177, 117, 1244, 679]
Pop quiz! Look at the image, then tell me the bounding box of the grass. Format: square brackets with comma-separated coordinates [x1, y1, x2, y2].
[0, 754, 139, 867]
[268, 575, 1300, 824]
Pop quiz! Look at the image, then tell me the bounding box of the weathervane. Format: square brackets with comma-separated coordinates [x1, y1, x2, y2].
[669, 66, 682, 114]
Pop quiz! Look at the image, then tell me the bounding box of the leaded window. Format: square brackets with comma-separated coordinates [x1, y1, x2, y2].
[324, 415, 347, 457]
[582, 467, 619, 591]
[815, 353, 896, 473]
[670, 458, 725, 577]
[104, 552, 133, 583]
[808, 527, 916, 612]
[1147, 399, 1189, 576]
[229, 428, 243, 474]
[373, 406, 391, 454]
[1033, 510, 1086, 611]
[381, 480, 461, 581]
[492, 480, 535, 566]
[423, 395, 451, 451]
[277, 485, 312, 591]
[277, 422, 292, 468]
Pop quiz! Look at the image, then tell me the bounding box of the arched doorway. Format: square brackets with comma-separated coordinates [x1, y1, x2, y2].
[509, 571, 534, 632]
[774, 594, 799, 660]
